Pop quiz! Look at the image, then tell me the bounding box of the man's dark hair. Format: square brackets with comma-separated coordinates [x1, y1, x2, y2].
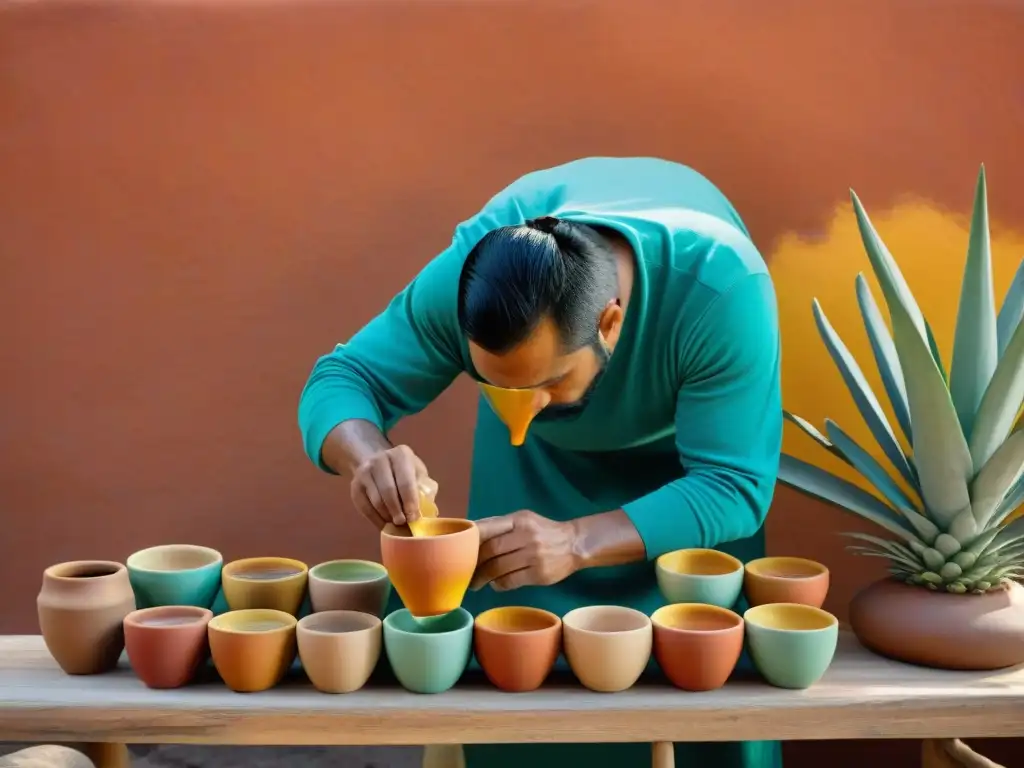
[457, 217, 620, 355]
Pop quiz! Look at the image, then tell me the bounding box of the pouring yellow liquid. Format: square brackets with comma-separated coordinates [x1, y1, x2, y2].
[408, 479, 439, 537]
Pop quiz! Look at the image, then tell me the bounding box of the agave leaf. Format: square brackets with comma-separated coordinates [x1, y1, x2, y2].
[778, 454, 917, 542]
[847, 546, 923, 572]
[971, 430, 1024, 527]
[997, 258, 1024, 359]
[994, 515, 1024, 547]
[969, 315, 1024, 473]
[850, 191, 929, 342]
[993, 473, 1024, 528]
[925, 318, 950, 386]
[812, 300, 917, 489]
[949, 166, 998, 442]
[851, 191, 972, 525]
[856, 274, 913, 445]
[844, 533, 923, 568]
[825, 420, 937, 542]
[783, 411, 849, 464]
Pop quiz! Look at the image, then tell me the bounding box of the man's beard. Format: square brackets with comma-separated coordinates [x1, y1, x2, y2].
[532, 339, 611, 423]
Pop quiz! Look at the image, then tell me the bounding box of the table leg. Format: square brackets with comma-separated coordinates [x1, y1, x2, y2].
[74, 745, 129, 768]
[921, 739, 1003, 768]
[422, 744, 466, 768]
[651, 742, 674, 768]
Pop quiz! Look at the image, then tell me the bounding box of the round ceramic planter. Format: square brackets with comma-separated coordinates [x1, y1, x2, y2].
[849, 577, 1024, 670]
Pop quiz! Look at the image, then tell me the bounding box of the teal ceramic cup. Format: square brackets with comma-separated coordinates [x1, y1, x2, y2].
[743, 602, 839, 689]
[127, 545, 223, 610]
[383, 607, 473, 693]
[655, 548, 744, 609]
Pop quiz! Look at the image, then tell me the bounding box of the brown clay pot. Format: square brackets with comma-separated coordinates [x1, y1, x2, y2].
[473, 606, 562, 692]
[651, 603, 744, 691]
[37, 560, 137, 675]
[123, 605, 212, 689]
[850, 578, 1024, 670]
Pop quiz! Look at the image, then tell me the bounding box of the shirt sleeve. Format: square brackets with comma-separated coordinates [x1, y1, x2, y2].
[621, 272, 783, 559]
[297, 184, 548, 471]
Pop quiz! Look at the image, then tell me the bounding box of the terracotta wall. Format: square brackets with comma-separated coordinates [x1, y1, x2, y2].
[2, 0, 1023, 762]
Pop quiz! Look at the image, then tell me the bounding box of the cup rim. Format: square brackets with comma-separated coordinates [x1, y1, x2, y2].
[208, 608, 298, 635]
[381, 518, 476, 541]
[383, 607, 473, 636]
[44, 560, 126, 581]
[309, 559, 388, 583]
[651, 603, 743, 634]
[743, 602, 838, 633]
[562, 605, 652, 636]
[655, 548, 743, 578]
[222, 557, 309, 582]
[126, 544, 223, 573]
[744, 556, 829, 581]
[124, 605, 213, 629]
[474, 606, 562, 636]
[298, 609, 382, 636]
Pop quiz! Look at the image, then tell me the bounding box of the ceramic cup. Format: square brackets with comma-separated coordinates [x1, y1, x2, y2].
[297, 610, 382, 693]
[308, 560, 391, 617]
[221, 557, 309, 615]
[126, 544, 223, 610]
[380, 519, 479, 617]
[474, 606, 562, 692]
[208, 609, 298, 692]
[651, 603, 744, 691]
[383, 607, 473, 694]
[655, 548, 744, 609]
[562, 605, 652, 693]
[744, 556, 830, 608]
[123, 605, 212, 689]
[744, 603, 839, 689]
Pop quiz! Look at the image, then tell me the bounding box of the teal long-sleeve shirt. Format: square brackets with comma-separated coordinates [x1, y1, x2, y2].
[298, 157, 782, 559]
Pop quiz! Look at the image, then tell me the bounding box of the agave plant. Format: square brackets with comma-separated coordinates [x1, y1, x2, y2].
[780, 166, 1024, 594]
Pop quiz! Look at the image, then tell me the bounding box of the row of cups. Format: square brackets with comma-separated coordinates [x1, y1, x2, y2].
[123, 598, 839, 695]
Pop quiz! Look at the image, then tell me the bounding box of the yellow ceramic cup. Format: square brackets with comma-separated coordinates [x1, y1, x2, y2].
[221, 557, 308, 615]
[208, 609, 297, 693]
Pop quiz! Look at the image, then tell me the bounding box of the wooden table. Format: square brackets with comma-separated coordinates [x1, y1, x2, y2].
[1, 633, 1022, 765]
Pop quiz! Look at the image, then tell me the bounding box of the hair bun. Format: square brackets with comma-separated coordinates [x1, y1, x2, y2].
[526, 216, 562, 235]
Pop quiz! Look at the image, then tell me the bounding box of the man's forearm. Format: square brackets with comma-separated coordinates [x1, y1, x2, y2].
[570, 509, 647, 570]
[320, 419, 392, 475]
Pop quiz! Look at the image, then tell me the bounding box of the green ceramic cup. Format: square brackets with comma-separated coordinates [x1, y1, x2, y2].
[655, 548, 744, 609]
[743, 602, 839, 689]
[383, 607, 473, 694]
[127, 545, 223, 610]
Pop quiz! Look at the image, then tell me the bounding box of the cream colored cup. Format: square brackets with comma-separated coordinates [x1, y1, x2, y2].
[297, 610, 382, 693]
[562, 605, 652, 692]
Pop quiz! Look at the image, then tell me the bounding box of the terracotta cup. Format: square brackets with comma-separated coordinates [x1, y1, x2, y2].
[296, 610, 382, 693]
[474, 606, 562, 692]
[744, 556, 830, 608]
[221, 557, 309, 615]
[655, 548, 744, 609]
[37, 561, 136, 675]
[308, 559, 391, 617]
[651, 603, 744, 691]
[383, 607, 473, 694]
[380, 519, 479, 617]
[744, 603, 839, 690]
[208, 609, 298, 692]
[562, 605, 652, 693]
[126, 544, 223, 609]
[123, 605, 212, 689]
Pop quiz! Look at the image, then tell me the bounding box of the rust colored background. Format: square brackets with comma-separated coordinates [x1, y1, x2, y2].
[2, 0, 1023, 763]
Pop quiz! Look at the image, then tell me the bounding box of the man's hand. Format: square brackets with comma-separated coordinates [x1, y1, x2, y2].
[350, 444, 434, 530]
[471, 510, 582, 592]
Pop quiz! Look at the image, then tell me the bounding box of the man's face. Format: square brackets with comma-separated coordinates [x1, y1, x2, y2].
[468, 304, 623, 420]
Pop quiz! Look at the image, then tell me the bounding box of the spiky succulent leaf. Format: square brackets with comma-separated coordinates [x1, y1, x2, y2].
[851, 191, 973, 527]
[855, 274, 913, 444]
[949, 166, 998, 441]
[812, 299, 917, 489]
[971, 430, 1024, 527]
[783, 411, 849, 464]
[996, 258, 1024, 359]
[968, 316, 1024, 473]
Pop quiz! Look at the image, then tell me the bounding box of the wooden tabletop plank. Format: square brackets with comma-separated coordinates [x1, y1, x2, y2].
[1, 633, 1022, 745]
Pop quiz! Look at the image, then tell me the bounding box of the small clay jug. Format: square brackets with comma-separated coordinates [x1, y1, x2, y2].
[37, 560, 136, 675]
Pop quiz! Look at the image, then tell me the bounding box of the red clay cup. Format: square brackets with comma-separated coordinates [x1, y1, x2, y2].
[124, 605, 212, 689]
[474, 606, 562, 692]
[651, 603, 744, 692]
